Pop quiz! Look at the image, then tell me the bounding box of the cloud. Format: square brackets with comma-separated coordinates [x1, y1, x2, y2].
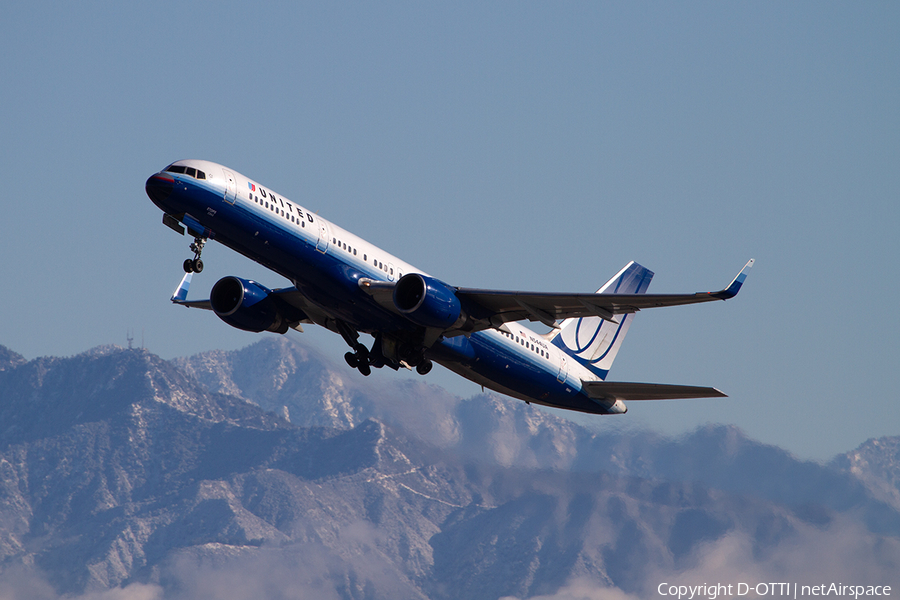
[0, 567, 163, 600]
[1, 512, 896, 600]
[64, 584, 164, 600]
[641, 516, 900, 595]
[500, 514, 900, 600]
[498, 578, 642, 600]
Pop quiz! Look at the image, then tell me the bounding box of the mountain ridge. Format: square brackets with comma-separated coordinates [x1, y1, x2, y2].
[0, 339, 896, 598]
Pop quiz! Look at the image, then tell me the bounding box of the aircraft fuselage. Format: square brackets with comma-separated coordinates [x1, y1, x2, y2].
[146, 160, 609, 414]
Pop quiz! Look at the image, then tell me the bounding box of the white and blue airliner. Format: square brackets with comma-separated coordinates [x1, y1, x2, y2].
[146, 160, 753, 416]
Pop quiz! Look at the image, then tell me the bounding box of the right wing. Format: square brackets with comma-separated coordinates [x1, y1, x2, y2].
[455, 259, 754, 329]
[358, 259, 754, 337]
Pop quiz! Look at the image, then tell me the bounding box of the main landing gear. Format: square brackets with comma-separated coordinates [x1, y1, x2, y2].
[336, 321, 433, 378]
[182, 236, 206, 273]
[416, 360, 433, 375]
[344, 345, 371, 377]
[337, 321, 372, 376]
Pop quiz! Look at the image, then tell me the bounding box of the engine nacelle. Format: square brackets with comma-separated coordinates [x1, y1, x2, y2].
[393, 273, 462, 329]
[210, 276, 288, 334]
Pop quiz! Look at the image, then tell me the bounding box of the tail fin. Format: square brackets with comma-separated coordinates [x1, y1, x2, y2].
[550, 262, 653, 380]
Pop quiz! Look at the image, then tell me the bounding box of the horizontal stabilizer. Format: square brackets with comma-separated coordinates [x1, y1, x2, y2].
[582, 381, 726, 401]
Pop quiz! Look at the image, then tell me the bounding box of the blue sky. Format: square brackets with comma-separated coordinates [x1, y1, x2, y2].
[1, 2, 897, 460]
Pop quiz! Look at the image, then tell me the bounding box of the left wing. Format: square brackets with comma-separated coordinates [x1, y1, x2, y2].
[169, 272, 314, 331]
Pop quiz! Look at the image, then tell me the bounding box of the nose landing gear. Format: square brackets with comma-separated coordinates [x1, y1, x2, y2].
[182, 236, 206, 273]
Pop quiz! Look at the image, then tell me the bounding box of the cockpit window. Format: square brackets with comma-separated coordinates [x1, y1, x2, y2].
[164, 164, 207, 180]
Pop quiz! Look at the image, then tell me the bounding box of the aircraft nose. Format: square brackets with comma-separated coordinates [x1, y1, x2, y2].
[145, 173, 174, 207]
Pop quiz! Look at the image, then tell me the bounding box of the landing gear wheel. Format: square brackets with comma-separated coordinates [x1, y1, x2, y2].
[354, 344, 370, 363]
[192, 258, 203, 273]
[183, 259, 194, 273]
[354, 345, 371, 376]
[416, 360, 433, 375]
[344, 352, 358, 368]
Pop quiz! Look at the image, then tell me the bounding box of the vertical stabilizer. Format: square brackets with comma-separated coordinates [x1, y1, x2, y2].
[551, 262, 653, 380]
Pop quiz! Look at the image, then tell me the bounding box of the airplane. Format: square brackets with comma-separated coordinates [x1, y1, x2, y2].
[146, 159, 753, 416]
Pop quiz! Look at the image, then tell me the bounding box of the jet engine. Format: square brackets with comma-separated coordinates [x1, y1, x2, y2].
[210, 276, 290, 334]
[393, 273, 463, 329]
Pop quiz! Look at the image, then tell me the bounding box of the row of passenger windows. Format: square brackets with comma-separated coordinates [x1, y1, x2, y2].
[251, 193, 313, 229]
[331, 237, 397, 276]
[500, 330, 549, 358]
[165, 165, 206, 180]
[332, 238, 357, 256]
[250, 192, 395, 277]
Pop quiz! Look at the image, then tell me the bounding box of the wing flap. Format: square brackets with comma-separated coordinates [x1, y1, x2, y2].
[582, 381, 727, 401]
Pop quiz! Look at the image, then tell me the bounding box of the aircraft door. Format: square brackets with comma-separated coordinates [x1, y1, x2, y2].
[223, 169, 237, 204]
[557, 354, 568, 384]
[316, 220, 330, 253]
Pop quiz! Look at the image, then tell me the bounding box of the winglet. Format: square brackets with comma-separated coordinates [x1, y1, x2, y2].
[171, 272, 193, 304]
[713, 259, 754, 300]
